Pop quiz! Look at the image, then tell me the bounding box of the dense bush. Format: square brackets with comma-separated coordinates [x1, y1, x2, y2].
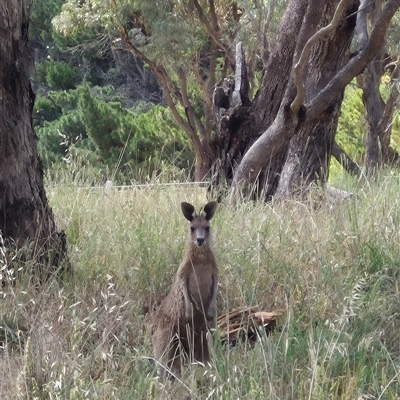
[46, 61, 79, 90]
[34, 83, 193, 182]
[29, 0, 64, 42]
[30, 0, 179, 183]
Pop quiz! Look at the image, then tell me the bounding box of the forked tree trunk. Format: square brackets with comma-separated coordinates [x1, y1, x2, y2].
[0, 0, 65, 276]
[276, 2, 357, 198]
[228, 0, 400, 200]
[213, 0, 360, 199]
[211, 0, 308, 194]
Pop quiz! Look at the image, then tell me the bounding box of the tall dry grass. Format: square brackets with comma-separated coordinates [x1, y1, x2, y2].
[1, 171, 400, 399]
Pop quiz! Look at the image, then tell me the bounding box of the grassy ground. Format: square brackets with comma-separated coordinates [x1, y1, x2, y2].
[1, 172, 400, 399]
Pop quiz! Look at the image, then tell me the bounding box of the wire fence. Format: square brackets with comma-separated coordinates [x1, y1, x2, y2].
[77, 180, 211, 191]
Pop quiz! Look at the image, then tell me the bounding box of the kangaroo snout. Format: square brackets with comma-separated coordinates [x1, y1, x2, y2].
[196, 237, 205, 246]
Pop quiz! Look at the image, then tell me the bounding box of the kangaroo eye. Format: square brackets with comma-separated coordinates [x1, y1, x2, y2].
[190, 227, 195, 232]
[205, 226, 210, 232]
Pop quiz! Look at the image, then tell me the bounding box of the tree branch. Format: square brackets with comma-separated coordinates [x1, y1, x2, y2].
[192, 59, 214, 140]
[308, 0, 400, 120]
[177, 67, 207, 139]
[231, 42, 249, 107]
[262, 0, 276, 65]
[208, 0, 219, 32]
[332, 141, 362, 176]
[291, 0, 354, 114]
[110, 0, 154, 67]
[192, 0, 235, 67]
[377, 57, 400, 134]
[355, 0, 372, 49]
[231, 0, 400, 196]
[110, 0, 203, 150]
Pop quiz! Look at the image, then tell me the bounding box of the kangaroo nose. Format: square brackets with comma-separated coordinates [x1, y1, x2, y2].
[197, 237, 205, 246]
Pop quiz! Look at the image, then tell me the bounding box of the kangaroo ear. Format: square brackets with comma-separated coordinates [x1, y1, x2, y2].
[181, 202, 196, 221]
[202, 201, 217, 221]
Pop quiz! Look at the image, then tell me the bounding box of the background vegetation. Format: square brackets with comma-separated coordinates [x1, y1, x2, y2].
[1, 168, 400, 399]
[29, 0, 400, 184]
[334, 80, 400, 178]
[30, 0, 193, 182]
[1, 2, 399, 399]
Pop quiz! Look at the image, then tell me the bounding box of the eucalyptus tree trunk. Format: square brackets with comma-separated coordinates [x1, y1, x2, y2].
[359, 64, 385, 176]
[216, 0, 355, 199]
[0, 0, 66, 277]
[211, 0, 308, 197]
[275, 1, 356, 198]
[356, 0, 400, 176]
[228, 0, 400, 201]
[109, 0, 400, 193]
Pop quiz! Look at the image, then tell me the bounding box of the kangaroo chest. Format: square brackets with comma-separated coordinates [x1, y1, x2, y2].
[187, 262, 215, 310]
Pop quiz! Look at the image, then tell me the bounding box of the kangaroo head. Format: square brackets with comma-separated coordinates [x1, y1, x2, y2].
[181, 201, 217, 247]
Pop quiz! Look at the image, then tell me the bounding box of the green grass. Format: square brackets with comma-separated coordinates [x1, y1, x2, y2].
[1, 171, 400, 399]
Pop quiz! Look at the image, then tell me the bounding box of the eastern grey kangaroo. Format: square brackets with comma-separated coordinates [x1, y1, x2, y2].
[152, 201, 218, 379]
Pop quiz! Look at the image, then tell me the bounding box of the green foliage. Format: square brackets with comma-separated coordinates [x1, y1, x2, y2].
[126, 103, 192, 167]
[78, 84, 122, 160]
[35, 87, 88, 167]
[51, 0, 254, 124]
[336, 83, 365, 163]
[46, 61, 80, 90]
[35, 83, 192, 180]
[391, 113, 400, 153]
[37, 111, 89, 166]
[52, 0, 113, 37]
[31, 60, 49, 86]
[332, 78, 400, 180]
[381, 77, 400, 155]
[29, 0, 65, 41]
[79, 84, 193, 177]
[31, 0, 187, 182]
[33, 95, 61, 124]
[387, 11, 400, 53]
[330, 83, 365, 181]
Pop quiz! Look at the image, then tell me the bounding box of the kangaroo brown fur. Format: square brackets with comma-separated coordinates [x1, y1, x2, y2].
[152, 201, 218, 379]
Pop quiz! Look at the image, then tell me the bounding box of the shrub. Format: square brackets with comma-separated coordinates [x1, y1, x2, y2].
[46, 61, 79, 90]
[35, 83, 193, 181]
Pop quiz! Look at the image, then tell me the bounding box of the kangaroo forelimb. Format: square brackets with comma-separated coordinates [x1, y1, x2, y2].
[206, 275, 218, 321]
[181, 277, 193, 320]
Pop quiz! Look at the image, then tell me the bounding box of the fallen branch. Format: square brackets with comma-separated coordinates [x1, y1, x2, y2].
[217, 306, 282, 346]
